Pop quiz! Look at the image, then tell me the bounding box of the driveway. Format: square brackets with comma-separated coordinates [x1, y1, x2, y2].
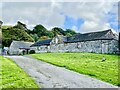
[5, 56, 118, 88]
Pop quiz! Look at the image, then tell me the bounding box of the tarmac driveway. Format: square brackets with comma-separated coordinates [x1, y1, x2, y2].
[5, 56, 118, 88]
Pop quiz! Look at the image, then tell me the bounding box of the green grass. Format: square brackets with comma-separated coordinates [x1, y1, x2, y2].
[1, 56, 39, 88]
[31, 52, 119, 86]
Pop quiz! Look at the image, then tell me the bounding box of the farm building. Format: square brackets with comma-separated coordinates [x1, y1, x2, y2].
[31, 29, 119, 54]
[9, 41, 35, 55]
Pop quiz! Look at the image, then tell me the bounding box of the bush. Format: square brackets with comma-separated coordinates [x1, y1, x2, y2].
[29, 50, 35, 54]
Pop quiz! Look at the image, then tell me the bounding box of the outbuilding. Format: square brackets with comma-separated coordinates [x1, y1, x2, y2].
[9, 41, 35, 55]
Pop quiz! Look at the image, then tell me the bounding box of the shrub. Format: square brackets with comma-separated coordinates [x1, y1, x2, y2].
[29, 50, 35, 54]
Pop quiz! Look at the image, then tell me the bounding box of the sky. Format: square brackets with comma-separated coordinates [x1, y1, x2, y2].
[0, 0, 119, 33]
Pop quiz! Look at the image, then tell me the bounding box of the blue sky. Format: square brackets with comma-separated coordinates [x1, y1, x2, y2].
[107, 12, 118, 30]
[64, 16, 84, 31]
[1, 1, 119, 33]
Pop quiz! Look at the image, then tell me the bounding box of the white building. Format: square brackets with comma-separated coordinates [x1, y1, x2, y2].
[9, 41, 35, 55]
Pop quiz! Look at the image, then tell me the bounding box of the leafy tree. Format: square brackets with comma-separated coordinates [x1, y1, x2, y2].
[39, 36, 50, 40]
[13, 21, 28, 31]
[2, 27, 34, 47]
[30, 34, 39, 42]
[2, 21, 78, 47]
[45, 31, 54, 38]
[66, 33, 72, 36]
[33, 24, 48, 37]
[51, 27, 65, 36]
[2, 26, 12, 29]
[65, 29, 76, 36]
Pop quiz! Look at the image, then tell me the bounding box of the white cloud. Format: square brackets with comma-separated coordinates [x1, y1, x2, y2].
[72, 26, 78, 31]
[2, 2, 65, 30]
[2, 1, 118, 33]
[58, 2, 117, 33]
[80, 21, 111, 33]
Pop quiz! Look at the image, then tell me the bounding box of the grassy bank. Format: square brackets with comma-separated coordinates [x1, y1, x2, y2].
[31, 52, 119, 86]
[1, 56, 39, 88]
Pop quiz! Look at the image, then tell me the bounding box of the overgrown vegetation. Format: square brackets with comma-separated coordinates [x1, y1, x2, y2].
[31, 52, 119, 86]
[2, 27, 34, 47]
[1, 56, 39, 88]
[2, 21, 77, 47]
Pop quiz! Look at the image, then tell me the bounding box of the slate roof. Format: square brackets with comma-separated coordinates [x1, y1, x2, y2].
[65, 29, 117, 43]
[10, 41, 34, 49]
[30, 39, 52, 47]
[31, 29, 118, 47]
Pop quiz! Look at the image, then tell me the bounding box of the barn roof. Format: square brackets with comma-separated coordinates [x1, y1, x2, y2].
[65, 29, 118, 43]
[30, 39, 52, 47]
[31, 29, 118, 47]
[10, 41, 34, 49]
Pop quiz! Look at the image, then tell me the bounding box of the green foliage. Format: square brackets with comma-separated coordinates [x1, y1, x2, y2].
[31, 25, 77, 39]
[51, 27, 65, 36]
[1, 56, 38, 88]
[31, 53, 119, 86]
[39, 36, 50, 40]
[30, 34, 39, 42]
[64, 29, 77, 36]
[13, 21, 27, 30]
[2, 21, 77, 47]
[2, 26, 12, 29]
[33, 24, 48, 37]
[2, 27, 34, 47]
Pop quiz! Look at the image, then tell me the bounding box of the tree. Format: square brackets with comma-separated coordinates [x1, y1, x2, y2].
[65, 29, 76, 36]
[30, 34, 39, 42]
[51, 27, 65, 36]
[33, 24, 48, 37]
[2, 27, 34, 47]
[39, 36, 50, 40]
[13, 21, 27, 31]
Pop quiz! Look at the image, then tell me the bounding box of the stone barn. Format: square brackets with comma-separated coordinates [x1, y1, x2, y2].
[31, 29, 119, 54]
[9, 41, 35, 55]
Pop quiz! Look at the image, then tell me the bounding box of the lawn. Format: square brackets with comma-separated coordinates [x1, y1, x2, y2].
[1, 56, 39, 88]
[31, 52, 119, 86]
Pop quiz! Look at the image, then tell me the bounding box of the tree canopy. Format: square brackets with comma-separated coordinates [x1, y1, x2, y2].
[2, 21, 77, 47]
[2, 26, 34, 47]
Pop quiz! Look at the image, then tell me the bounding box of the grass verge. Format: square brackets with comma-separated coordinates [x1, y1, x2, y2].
[31, 52, 119, 86]
[1, 56, 39, 88]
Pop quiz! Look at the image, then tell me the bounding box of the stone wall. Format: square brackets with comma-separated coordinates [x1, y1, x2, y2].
[35, 39, 119, 54]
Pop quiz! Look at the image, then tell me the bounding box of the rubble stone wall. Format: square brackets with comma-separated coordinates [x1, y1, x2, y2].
[35, 40, 119, 54]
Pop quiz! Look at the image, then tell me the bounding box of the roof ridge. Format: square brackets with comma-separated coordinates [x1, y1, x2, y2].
[81, 29, 111, 35]
[12, 40, 34, 44]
